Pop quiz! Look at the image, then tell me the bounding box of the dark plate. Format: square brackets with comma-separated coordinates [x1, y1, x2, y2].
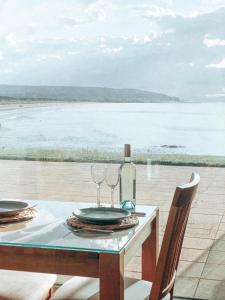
[73, 207, 131, 224]
[0, 200, 29, 217]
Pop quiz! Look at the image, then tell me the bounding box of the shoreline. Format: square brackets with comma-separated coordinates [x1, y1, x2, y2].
[1, 99, 225, 106]
[0, 148, 224, 167]
[1, 100, 225, 114]
[0, 100, 61, 111]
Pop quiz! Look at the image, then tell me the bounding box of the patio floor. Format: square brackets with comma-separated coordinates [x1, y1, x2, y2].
[0, 159, 225, 300]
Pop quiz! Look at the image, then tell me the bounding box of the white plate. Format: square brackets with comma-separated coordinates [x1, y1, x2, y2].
[73, 207, 131, 224]
[0, 200, 29, 217]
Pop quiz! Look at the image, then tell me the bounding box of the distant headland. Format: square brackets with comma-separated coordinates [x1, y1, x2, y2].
[0, 85, 180, 103]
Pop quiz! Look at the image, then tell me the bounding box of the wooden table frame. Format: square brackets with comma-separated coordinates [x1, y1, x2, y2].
[0, 209, 159, 300]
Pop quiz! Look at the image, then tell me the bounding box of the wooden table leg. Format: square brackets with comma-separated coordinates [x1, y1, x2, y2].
[99, 252, 124, 300]
[142, 210, 159, 281]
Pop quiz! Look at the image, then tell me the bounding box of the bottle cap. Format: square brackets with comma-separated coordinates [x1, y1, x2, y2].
[124, 144, 131, 157]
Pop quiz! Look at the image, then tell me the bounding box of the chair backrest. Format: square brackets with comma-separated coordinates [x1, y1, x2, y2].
[149, 172, 200, 300]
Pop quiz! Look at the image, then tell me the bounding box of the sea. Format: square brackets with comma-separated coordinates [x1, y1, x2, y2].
[0, 102, 225, 156]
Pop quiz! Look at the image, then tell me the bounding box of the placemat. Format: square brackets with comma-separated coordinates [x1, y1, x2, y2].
[67, 215, 139, 231]
[0, 208, 35, 224]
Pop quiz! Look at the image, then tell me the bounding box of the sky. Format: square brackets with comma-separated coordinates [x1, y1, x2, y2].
[0, 0, 225, 100]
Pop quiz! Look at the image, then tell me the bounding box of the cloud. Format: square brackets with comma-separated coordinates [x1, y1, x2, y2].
[206, 93, 225, 98]
[37, 54, 62, 62]
[67, 50, 80, 56]
[0, 0, 224, 101]
[131, 1, 225, 19]
[132, 4, 176, 19]
[206, 58, 225, 68]
[132, 33, 159, 44]
[206, 87, 225, 98]
[5, 33, 17, 46]
[203, 34, 225, 47]
[15, 48, 27, 53]
[59, 16, 83, 28]
[57, 1, 111, 28]
[100, 46, 123, 54]
[87, 0, 109, 22]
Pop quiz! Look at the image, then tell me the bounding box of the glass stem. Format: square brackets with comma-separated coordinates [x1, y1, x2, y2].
[111, 187, 114, 207]
[97, 184, 101, 207]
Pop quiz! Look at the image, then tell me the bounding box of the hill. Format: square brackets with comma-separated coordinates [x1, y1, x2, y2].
[0, 85, 180, 103]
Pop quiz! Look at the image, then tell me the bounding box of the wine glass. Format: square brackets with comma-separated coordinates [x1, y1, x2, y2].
[91, 165, 106, 207]
[105, 165, 120, 207]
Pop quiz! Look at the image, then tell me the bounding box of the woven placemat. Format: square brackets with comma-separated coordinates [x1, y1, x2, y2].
[0, 208, 35, 224]
[67, 215, 139, 231]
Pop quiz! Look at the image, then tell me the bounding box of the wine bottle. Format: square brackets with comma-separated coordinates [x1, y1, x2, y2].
[119, 144, 136, 211]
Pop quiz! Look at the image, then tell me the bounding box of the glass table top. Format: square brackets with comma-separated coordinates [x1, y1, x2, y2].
[0, 200, 157, 253]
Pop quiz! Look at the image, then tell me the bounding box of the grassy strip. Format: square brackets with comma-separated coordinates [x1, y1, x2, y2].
[0, 148, 225, 167]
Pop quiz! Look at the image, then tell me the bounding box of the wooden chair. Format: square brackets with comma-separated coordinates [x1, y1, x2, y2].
[0, 270, 57, 300]
[50, 172, 200, 300]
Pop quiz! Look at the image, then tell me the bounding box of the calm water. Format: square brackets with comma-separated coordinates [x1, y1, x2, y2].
[0, 102, 225, 156]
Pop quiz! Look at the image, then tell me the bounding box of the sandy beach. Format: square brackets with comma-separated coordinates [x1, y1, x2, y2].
[0, 100, 59, 111]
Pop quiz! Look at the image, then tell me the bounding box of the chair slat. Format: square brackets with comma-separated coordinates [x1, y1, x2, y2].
[149, 172, 200, 300]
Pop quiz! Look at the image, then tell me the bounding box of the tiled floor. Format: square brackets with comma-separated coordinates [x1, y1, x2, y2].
[1, 159, 225, 299]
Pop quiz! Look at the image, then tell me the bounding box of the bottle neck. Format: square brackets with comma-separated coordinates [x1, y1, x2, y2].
[124, 156, 131, 162]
